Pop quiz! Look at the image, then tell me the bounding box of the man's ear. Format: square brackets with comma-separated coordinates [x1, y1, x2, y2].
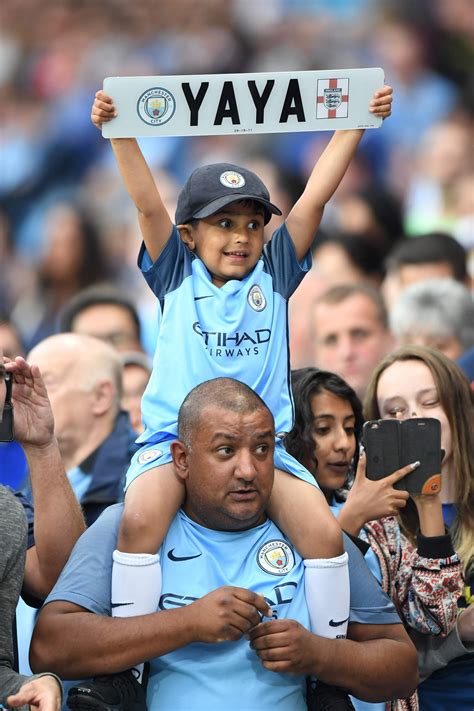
[171, 439, 190, 482]
[177, 224, 196, 251]
[91, 379, 115, 416]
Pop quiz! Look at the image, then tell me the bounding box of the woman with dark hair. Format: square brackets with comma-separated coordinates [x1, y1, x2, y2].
[12, 201, 112, 350]
[286, 365, 465, 711]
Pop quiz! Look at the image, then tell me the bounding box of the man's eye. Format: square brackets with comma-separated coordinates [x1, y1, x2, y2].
[255, 444, 269, 454]
[323, 336, 337, 347]
[353, 330, 368, 341]
[217, 446, 233, 455]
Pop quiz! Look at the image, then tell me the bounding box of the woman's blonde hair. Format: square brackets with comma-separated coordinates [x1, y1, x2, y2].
[364, 345, 474, 574]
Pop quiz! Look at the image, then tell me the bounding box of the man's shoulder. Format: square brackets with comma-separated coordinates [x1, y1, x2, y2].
[0, 484, 25, 512]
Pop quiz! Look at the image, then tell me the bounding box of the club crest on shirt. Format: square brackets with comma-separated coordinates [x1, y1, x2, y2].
[219, 170, 246, 188]
[247, 284, 266, 312]
[137, 448, 163, 465]
[257, 540, 295, 576]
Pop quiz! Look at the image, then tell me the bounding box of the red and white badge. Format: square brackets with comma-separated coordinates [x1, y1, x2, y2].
[317, 78, 349, 119]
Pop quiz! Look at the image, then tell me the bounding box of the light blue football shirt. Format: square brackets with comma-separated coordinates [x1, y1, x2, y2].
[46, 505, 399, 711]
[136, 223, 311, 444]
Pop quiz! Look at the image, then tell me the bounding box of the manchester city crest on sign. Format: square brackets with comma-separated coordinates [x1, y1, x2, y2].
[257, 540, 295, 576]
[220, 171, 246, 189]
[324, 88, 342, 110]
[247, 284, 266, 312]
[137, 448, 163, 465]
[137, 87, 176, 126]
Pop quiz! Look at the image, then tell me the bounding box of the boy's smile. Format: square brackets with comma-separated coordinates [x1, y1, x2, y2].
[179, 202, 266, 288]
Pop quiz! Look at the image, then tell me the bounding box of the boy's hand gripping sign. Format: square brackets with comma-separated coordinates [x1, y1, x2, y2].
[103, 67, 384, 138]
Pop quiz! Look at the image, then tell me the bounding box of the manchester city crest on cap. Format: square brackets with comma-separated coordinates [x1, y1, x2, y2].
[220, 170, 246, 189]
[137, 87, 176, 126]
[247, 284, 266, 312]
[137, 448, 163, 465]
[257, 540, 295, 576]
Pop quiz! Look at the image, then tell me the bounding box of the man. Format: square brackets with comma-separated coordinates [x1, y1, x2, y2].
[31, 378, 418, 711]
[27, 333, 137, 526]
[60, 284, 143, 353]
[390, 277, 474, 361]
[382, 232, 468, 309]
[310, 284, 394, 399]
[0, 351, 85, 708]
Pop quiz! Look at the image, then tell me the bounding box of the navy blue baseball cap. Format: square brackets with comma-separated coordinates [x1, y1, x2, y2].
[175, 162, 282, 226]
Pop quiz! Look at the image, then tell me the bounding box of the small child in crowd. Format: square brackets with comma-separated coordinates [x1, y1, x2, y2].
[72, 81, 392, 705]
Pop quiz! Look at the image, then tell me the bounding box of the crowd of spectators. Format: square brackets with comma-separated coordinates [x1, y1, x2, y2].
[0, 0, 472, 358]
[1, 1, 473, 710]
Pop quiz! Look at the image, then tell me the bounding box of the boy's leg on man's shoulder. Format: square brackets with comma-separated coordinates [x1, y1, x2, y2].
[120, 442, 185, 553]
[270, 443, 343, 559]
[269, 444, 349, 642]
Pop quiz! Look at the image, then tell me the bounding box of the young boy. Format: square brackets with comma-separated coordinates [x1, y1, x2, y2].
[72, 83, 392, 708]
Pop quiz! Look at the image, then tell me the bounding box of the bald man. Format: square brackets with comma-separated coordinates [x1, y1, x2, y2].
[32, 378, 417, 711]
[27, 333, 137, 526]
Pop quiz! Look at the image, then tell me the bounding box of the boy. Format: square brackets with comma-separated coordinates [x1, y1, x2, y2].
[73, 83, 392, 708]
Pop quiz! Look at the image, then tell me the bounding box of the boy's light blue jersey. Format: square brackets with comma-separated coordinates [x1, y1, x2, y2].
[137, 223, 311, 443]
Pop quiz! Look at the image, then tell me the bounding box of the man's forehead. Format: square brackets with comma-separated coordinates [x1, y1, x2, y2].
[313, 294, 383, 330]
[195, 403, 273, 433]
[399, 261, 454, 286]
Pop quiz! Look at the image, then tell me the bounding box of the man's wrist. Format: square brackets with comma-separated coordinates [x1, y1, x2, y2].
[176, 602, 203, 646]
[22, 436, 58, 456]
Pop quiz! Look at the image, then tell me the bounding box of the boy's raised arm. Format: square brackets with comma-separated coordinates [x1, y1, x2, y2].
[91, 91, 173, 262]
[286, 85, 393, 262]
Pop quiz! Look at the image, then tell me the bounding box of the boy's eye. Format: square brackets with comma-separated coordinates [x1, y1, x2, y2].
[218, 219, 232, 229]
[248, 220, 261, 230]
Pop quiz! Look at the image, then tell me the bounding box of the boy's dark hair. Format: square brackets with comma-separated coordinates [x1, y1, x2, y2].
[59, 283, 141, 340]
[385, 232, 467, 282]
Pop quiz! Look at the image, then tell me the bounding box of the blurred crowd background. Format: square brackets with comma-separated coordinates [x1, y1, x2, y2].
[1, 0, 473, 361]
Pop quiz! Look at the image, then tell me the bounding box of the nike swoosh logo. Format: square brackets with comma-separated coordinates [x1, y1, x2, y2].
[194, 295, 213, 301]
[329, 616, 350, 627]
[167, 549, 202, 562]
[111, 602, 134, 609]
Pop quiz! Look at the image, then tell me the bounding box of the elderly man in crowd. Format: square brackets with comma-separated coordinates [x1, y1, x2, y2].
[26, 332, 137, 526]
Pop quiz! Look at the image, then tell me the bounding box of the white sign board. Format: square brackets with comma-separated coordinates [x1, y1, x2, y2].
[103, 67, 384, 138]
